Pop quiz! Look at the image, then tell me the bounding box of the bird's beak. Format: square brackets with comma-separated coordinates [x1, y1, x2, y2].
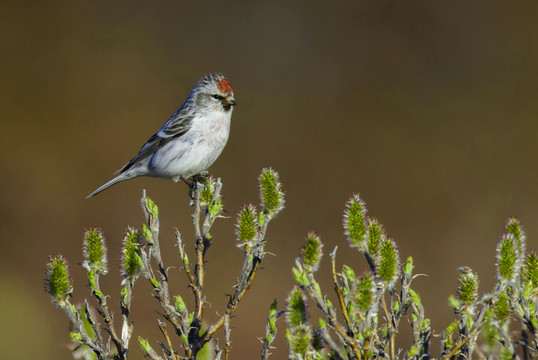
[225, 96, 237, 107]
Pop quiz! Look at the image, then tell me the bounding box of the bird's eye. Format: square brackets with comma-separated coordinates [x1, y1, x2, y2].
[213, 94, 222, 100]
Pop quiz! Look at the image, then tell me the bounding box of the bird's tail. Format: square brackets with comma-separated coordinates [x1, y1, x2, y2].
[85, 173, 132, 199]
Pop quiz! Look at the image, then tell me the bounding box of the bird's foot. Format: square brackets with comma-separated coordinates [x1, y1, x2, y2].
[194, 172, 209, 182]
[183, 173, 210, 206]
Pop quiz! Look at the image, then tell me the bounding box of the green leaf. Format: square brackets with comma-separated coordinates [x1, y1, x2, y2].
[150, 278, 159, 288]
[187, 312, 194, 325]
[312, 281, 322, 299]
[174, 295, 187, 313]
[421, 318, 431, 330]
[292, 267, 309, 286]
[93, 289, 103, 300]
[342, 264, 355, 284]
[448, 295, 461, 309]
[403, 257, 414, 278]
[393, 299, 400, 312]
[268, 299, 278, 332]
[444, 321, 458, 336]
[138, 336, 154, 354]
[466, 316, 474, 331]
[69, 332, 83, 342]
[407, 345, 418, 357]
[146, 196, 159, 217]
[141, 224, 152, 242]
[87, 270, 96, 290]
[409, 288, 422, 309]
[208, 198, 223, 218]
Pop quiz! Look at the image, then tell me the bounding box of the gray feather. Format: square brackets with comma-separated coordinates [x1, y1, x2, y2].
[84, 173, 133, 199]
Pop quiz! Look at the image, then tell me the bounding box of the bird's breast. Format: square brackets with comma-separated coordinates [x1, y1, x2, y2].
[148, 111, 231, 178]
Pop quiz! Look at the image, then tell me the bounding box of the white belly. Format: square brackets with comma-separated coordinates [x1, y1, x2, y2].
[148, 111, 231, 179]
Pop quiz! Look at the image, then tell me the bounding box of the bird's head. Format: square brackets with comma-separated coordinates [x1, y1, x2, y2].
[193, 73, 236, 112]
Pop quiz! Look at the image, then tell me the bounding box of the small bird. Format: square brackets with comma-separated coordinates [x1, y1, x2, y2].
[85, 73, 236, 199]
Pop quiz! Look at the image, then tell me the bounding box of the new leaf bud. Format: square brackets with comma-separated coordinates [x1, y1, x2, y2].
[235, 204, 258, 245]
[287, 286, 308, 327]
[493, 290, 511, 323]
[356, 273, 374, 313]
[523, 251, 538, 289]
[259, 168, 285, 215]
[45, 254, 73, 307]
[376, 238, 401, 289]
[367, 218, 384, 256]
[343, 194, 368, 251]
[505, 217, 525, 260]
[496, 234, 521, 284]
[121, 228, 143, 282]
[302, 232, 323, 272]
[82, 227, 108, 274]
[457, 267, 479, 307]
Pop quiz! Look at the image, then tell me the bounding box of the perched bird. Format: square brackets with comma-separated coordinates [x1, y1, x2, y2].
[85, 73, 236, 199]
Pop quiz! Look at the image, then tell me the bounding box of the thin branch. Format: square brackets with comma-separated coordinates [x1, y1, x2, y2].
[192, 184, 206, 321]
[224, 313, 231, 360]
[158, 321, 180, 360]
[92, 272, 126, 358]
[331, 250, 353, 335]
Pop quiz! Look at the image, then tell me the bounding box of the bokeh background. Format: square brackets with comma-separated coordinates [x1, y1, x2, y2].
[1, 1, 537, 359]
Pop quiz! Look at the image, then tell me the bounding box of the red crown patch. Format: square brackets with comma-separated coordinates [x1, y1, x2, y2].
[217, 78, 233, 93]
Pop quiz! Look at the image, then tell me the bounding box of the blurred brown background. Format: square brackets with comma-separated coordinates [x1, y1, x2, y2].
[1, 1, 537, 359]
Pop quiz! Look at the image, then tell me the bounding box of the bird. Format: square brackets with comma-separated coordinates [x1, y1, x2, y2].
[85, 73, 236, 199]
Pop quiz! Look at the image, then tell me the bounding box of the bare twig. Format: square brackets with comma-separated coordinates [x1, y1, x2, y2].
[92, 272, 126, 358]
[331, 249, 353, 336]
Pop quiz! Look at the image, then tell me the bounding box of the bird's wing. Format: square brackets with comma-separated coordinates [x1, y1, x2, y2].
[120, 112, 194, 173]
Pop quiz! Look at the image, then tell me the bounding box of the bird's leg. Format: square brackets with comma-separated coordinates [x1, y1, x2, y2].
[182, 173, 210, 206]
[181, 176, 197, 206]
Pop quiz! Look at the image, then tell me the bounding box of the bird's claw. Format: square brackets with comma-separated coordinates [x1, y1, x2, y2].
[183, 173, 210, 207]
